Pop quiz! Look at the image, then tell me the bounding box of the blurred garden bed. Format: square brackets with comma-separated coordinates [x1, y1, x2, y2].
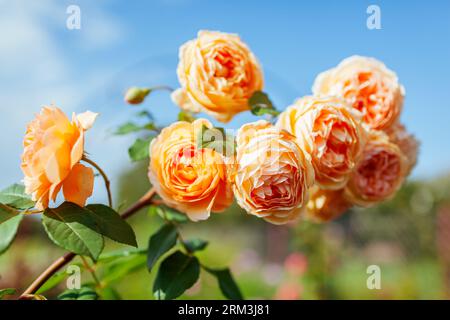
[1, 164, 449, 299]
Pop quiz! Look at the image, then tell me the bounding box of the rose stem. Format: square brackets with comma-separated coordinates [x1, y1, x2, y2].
[19, 188, 157, 298]
[82, 156, 113, 208]
[151, 85, 174, 93]
[80, 256, 102, 288]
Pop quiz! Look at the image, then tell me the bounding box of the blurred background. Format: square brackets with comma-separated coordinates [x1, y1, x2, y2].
[1, 0, 450, 299]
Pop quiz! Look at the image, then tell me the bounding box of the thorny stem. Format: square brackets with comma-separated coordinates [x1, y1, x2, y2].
[82, 156, 113, 208]
[19, 188, 157, 299]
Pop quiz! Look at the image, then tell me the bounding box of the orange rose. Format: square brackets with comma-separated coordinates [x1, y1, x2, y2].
[277, 96, 366, 190]
[233, 121, 314, 225]
[344, 130, 408, 207]
[386, 123, 419, 175]
[21, 106, 98, 210]
[305, 186, 351, 222]
[172, 30, 264, 123]
[148, 119, 233, 221]
[313, 56, 404, 130]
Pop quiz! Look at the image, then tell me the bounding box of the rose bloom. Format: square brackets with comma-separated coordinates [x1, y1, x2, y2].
[386, 123, 419, 175]
[21, 106, 98, 210]
[344, 130, 408, 207]
[172, 30, 263, 123]
[305, 185, 351, 222]
[233, 121, 314, 225]
[312, 56, 404, 131]
[148, 119, 233, 221]
[277, 95, 366, 190]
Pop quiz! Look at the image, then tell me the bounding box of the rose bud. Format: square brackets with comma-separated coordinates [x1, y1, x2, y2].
[124, 87, 151, 105]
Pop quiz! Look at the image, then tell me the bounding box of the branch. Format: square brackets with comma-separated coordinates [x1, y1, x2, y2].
[19, 187, 157, 298]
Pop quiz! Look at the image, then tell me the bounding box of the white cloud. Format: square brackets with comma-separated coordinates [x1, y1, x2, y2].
[0, 3, 66, 82]
[0, 0, 127, 193]
[77, 11, 125, 50]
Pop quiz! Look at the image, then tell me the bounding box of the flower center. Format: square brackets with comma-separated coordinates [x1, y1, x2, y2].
[205, 46, 248, 93]
[171, 146, 199, 185]
[250, 165, 300, 208]
[313, 113, 353, 169]
[342, 71, 392, 126]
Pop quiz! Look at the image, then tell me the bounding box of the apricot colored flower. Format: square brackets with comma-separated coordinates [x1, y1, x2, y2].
[312, 56, 404, 130]
[277, 96, 366, 190]
[172, 30, 264, 123]
[386, 123, 419, 175]
[233, 121, 314, 225]
[21, 106, 98, 210]
[344, 130, 408, 207]
[148, 119, 233, 221]
[305, 186, 351, 222]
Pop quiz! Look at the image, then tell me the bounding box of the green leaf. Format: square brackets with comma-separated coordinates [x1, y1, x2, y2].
[197, 124, 235, 157]
[136, 110, 154, 121]
[0, 288, 16, 300]
[251, 106, 280, 116]
[248, 91, 274, 109]
[36, 271, 68, 294]
[178, 111, 196, 123]
[128, 137, 153, 162]
[85, 204, 137, 247]
[0, 184, 34, 210]
[153, 251, 200, 300]
[248, 91, 280, 117]
[147, 205, 158, 217]
[151, 205, 188, 223]
[101, 254, 146, 285]
[115, 122, 142, 135]
[58, 286, 98, 300]
[99, 287, 122, 300]
[42, 202, 104, 260]
[98, 248, 146, 262]
[0, 214, 23, 254]
[183, 238, 209, 252]
[115, 122, 157, 135]
[197, 124, 226, 147]
[147, 223, 178, 271]
[0, 203, 19, 224]
[205, 267, 243, 300]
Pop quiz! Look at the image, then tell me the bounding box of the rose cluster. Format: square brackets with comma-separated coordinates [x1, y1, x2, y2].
[160, 30, 418, 224]
[21, 30, 418, 226]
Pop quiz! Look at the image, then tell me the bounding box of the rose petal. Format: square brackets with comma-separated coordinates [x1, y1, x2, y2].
[76, 111, 98, 131]
[62, 163, 94, 207]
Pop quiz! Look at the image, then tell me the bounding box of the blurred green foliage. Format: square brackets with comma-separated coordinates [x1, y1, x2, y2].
[1, 164, 450, 300]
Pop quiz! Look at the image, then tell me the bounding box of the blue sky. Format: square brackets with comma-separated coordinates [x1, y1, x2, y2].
[1, 0, 449, 202]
